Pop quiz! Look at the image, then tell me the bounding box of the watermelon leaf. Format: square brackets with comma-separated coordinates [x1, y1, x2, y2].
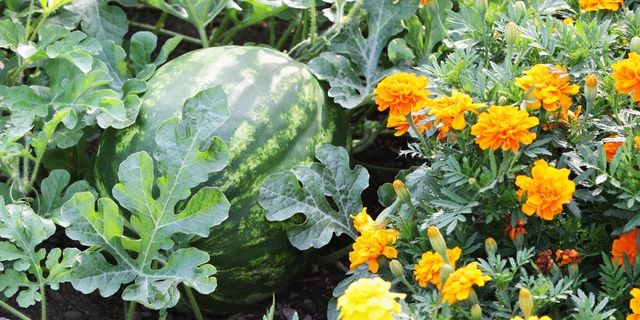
[307, 0, 417, 109]
[63, 0, 129, 45]
[259, 145, 369, 250]
[60, 86, 231, 309]
[0, 199, 81, 308]
[38, 169, 95, 220]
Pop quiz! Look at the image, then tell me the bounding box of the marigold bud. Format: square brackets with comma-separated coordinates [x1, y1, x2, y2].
[470, 304, 483, 320]
[476, 0, 488, 16]
[427, 226, 448, 258]
[497, 96, 508, 105]
[584, 74, 598, 102]
[439, 263, 454, 287]
[631, 36, 640, 54]
[389, 259, 405, 279]
[505, 22, 519, 46]
[519, 288, 534, 318]
[392, 180, 412, 205]
[514, 1, 527, 21]
[485, 237, 497, 256]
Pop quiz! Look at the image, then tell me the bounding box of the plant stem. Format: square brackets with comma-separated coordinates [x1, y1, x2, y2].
[184, 287, 204, 320]
[309, 0, 317, 44]
[0, 300, 31, 320]
[40, 283, 46, 320]
[196, 24, 210, 48]
[154, 11, 169, 35]
[275, 18, 298, 50]
[24, 0, 36, 39]
[29, 13, 49, 42]
[209, 13, 232, 45]
[405, 113, 429, 152]
[129, 21, 201, 45]
[268, 16, 276, 47]
[126, 301, 137, 320]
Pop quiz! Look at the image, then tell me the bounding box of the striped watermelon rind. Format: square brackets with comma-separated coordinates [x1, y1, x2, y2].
[90, 46, 345, 313]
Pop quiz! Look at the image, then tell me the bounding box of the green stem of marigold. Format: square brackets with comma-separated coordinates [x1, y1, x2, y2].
[0, 300, 31, 320]
[405, 113, 429, 152]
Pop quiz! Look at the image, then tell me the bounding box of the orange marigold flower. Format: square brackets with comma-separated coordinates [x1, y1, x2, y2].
[413, 247, 462, 288]
[515, 159, 575, 220]
[511, 317, 553, 320]
[349, 227, 400, 273]
[579, 0, 624, 12]
[612, 53, 640, 104]
[515, 64, 580, 111]
[634, 136, 640, 148]
[504, 219, 528, 241]
[352, 207, 375, 234]
[629, 288, 640, 318]
[535, 250, 555, 273]
[470, 105, 539, 152]
[421, 0, 428, 5]
[603, 136, 624, 163]
[386, 112, 431, 137]
[374, 72, 431, 116]
[555, 249, 582, 266]
[440, 262, 491, 305]
[612, 228, 639, 266]
[427, 90, 483, 132]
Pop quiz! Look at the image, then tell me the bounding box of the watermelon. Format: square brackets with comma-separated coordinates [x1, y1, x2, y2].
[90, 46, 344, 313]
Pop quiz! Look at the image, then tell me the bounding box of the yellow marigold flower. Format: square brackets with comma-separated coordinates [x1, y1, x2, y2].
[562, 17, 574, 24]
[612, 53, 640, 104]
[515, 159, 575, 220]
[603, 136, 623, 163]
[440, 262, 490, 305]
[427, 90, 483, 132]
[374, 72, 431, 116]
[579, 0, 624, 11]
[352, 208, 375, 234]
[413, 247, 462, 288]
[349, 228, 400, 273]
[515, 64, 579, 111]
[612, 228, 639, 266]
[511, 317, 553, 320]
[386, 112, 431, 137]
[634, 136, 640, 148]
[337, 277, 406, 320]
[629, 288, 640, 319]
[470, 105, 539, 152]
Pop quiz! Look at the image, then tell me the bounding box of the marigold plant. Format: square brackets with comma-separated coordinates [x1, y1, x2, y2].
[413, 247, 462, 288]
[349, 227, 400, 273]
[374, 72, 431, 116]
[628, 288, 640, 320]
[440, 262, 491, 305]
[470, 105, 539, 152]
[604, 137, 624, 163]
[515, 159, 575, 220]
[579, 0, 624, 11]
[612, 228, 639, 266]
[336, 277, 406, 320]
[612, 53, 640, 104]
[427, 90, 483, 133]
[514, 64, 579, 111]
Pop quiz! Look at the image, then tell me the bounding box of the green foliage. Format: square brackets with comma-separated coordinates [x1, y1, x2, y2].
[0, 199, 81, 308]
[308, 0, 418, 109]
[259, 145, 368, 249]
[60, 87, 231, 309]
